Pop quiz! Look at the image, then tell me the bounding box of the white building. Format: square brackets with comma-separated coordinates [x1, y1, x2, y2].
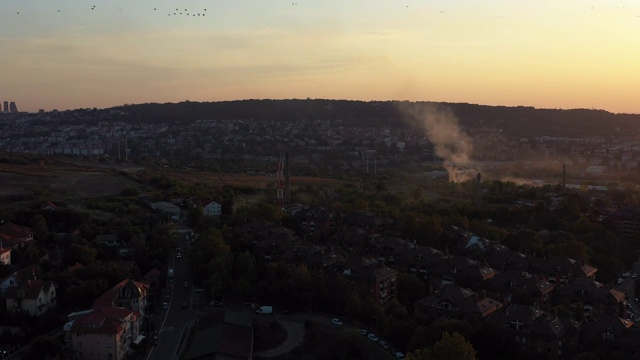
[204, 201, 222, 216]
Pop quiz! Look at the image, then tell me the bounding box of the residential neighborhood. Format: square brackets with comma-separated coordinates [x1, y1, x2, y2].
[1, 101, 640, 359]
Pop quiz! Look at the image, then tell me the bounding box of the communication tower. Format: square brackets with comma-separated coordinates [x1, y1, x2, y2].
[276, 153, 285, 207]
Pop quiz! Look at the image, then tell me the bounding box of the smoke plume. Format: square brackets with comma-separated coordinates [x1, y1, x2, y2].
[402, 103, 476, 183]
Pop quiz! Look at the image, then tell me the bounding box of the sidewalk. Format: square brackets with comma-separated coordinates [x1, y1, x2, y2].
[254, 321, 304, 358]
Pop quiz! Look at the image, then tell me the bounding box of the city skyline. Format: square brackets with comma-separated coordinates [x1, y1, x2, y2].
[1, 0, 639, 114]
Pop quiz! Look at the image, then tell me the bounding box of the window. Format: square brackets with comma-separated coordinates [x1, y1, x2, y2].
[107, 353, 113, 360]
[77, 342, 82, 349]
[511, 320, 524, 330]
[602, 330, 615, 340]
[440, 302, 451, 309]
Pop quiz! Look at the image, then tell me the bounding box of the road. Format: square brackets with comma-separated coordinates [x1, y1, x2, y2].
[144, 227, 398, 360]
[147, 233, 199, 360]
[264, 313, 399, 360]
[616, 257, 640, 321]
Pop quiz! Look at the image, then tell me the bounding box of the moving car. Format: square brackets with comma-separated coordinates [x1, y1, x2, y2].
[331, 318, 343, 326]
[162, 302, 168, 310]
[181, 302, 188, 309]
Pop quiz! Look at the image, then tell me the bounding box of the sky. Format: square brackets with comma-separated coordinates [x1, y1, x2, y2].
[1, 0, 639, 114]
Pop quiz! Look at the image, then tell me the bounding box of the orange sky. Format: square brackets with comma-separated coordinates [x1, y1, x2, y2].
[1, 0, 639, 113]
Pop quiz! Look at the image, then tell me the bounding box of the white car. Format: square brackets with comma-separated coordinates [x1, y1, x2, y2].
[395, 352, 405, 360]
[367, 333, 379, 342]
[331, 318, 343, 326]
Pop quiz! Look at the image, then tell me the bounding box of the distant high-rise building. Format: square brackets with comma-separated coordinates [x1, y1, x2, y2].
[3, 101, 7, 112]
[9, 102, 17, 113]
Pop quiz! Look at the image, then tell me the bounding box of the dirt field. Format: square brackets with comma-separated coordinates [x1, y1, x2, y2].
[0, 170, 141, 199]
[0, 160, 350, 201]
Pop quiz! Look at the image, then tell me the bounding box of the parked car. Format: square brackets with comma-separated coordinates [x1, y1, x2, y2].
[360, 329, 368, 336]
[331, 318, 343, 326]
[379, 340, 390, 350]
[395, 352, 405, 360]
[367, 333, 379, 342]
[256, 306, 273, 315]
[184, 281, 189, 288]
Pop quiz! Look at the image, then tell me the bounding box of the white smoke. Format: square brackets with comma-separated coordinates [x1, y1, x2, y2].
[402, 103, 477, 183]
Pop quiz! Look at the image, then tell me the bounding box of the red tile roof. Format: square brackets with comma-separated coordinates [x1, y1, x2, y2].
[71, 307, 136, 335]
[0, 223, 33, 239]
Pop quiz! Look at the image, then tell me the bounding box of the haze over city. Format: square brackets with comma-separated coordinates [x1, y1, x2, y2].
[1, 0, 639, 113]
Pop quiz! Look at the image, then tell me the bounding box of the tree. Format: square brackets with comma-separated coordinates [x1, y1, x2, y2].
[406, 348, 431, 360]
[408, 332, 477, 360]
[30, 215, 48, 243]
[397, 274, 427, 309]
[575, 353, 600, 360]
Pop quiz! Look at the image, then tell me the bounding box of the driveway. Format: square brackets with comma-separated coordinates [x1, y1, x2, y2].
[254, 321, 304, 358]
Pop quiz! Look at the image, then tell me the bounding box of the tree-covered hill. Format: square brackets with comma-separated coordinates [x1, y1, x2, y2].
[111, 99, 640, 138]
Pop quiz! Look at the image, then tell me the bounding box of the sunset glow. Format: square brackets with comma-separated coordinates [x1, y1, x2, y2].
[2, 0, 639, 113]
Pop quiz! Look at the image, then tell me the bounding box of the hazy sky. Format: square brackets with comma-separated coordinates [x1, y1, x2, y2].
[1, 0, 639, 113]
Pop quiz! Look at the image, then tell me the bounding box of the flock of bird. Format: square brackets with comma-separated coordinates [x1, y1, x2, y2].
[14, 5, 209, 17]
[11, 4, 640, 18]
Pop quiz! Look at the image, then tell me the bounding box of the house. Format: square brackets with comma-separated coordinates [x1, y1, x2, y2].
[485, 270, 556, 306]
[204, 201, 222, 216]
[0, 247, 11, 266]
[0, 223, 34, 249]
[143, 268, 162, 286]
[0, 265, 40, 295]
[556, 277, 625, 319]
[496, 304, 571, 359]
[579, 314, 640, 359]
[394, 245, 446, 278]
[413, 284, 502, 323]
[150, 201, 181, 221]
[94, 234, 119, 247]
[532, 256, 597, 285]
[93, 279, 150, 317]
[186, 309, 253, 360]
[5, 279, 57, 316]
[66, 307, 142, 360]
[282, 203, 304, 216]
[67, 262, 86, 273]
[295, 206, 337, 240]
[342, 260, 399, 306]
[430, 255, 497, 290]
[41, 202, 58, 211]
[487, 250, 530, 272]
